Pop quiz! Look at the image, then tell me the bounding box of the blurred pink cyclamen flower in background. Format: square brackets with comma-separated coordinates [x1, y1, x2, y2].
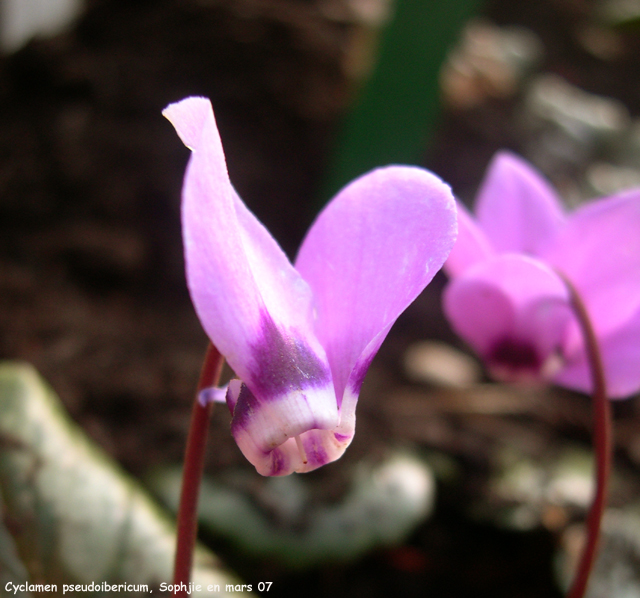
[443, 151, 640, 398]
[164, 97, 457, 476]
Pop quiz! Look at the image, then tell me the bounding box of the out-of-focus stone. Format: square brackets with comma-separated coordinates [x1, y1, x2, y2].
[599, 0, 640, 27]
[522, 74, 631, 196]
[526, 74, 630, 140]
[586, 161, 640, 196]
[440, 19, 543, 110]
[0, 0, 82, 53]
[558, 507, 640, 597]
[404, 340, 483, 388]
[151, 449, 436, 567]
[482, 446, 595, 531]
[576, 23, 625, 60]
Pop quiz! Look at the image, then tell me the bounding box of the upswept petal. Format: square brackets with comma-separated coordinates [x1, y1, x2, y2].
[295, 166, 457, 402]
[163, 96, 211, 150]
[475, 152, 565, 254]
[445, 201, 495, 277]
[554, 307, 640, 399]
[443, 255, 573, 381]
[165, 97, 328, 387]
[539, 189, 640, 338]
[166, 98, 339, 475]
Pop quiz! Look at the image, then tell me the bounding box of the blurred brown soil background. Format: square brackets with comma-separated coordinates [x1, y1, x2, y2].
[2, 0, 640, 596]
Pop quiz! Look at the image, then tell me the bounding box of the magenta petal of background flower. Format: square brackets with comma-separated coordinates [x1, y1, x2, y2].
[295, 166, 457, 404]
[444, 270, 516, 357]
[554, 307, 640, 399]
[445, 201, 495, 277]
[475, 152, 565, 254]
[444, 255, 572, 381]
[540, 190, 640, 337]
[444, 150, 640, 397]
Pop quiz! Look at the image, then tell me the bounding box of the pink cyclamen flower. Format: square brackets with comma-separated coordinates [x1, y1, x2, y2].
[164, 97, 457, 476]
[443, 151, 640, 398]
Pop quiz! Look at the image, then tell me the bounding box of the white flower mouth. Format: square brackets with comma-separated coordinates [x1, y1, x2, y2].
[226, 379, 354, 476]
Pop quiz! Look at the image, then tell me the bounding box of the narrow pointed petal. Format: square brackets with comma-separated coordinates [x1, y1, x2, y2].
[167, 97, 327, 387]
[295, 166, 457, 402]
[540, 190, 640, 337]
[445, 201, 495, 277]
[166, 98, 340, 474]
[443, 255, 573, 381]
[163, 97, 212, 150]
[554, 308, 640, 399]
[475, 152, 565, 254]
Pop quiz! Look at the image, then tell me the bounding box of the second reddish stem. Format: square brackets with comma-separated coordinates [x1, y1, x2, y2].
[560, 274, 612, 598]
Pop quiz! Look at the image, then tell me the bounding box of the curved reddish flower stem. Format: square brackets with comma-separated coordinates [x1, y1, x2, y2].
[173, 343, 224, 596]
[559, 274, 612, 598]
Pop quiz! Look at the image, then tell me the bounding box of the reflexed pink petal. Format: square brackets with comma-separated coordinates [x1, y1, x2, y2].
[475, 152, 565, 254]
[166, 98, 324, 377]
[554, 308, 640, 399]
[445, 201, 495, 277]
[171, 98, 263, 379]
[295, 166, 457, 402]
[540, 190, 640, 338]
[163, 97, 212, 150]
[166, 98, 339, 470]
[443, 255, 572, 381]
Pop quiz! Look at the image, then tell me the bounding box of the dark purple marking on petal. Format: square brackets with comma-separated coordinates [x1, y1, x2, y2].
[488, 337, 542, 375]
[249, 312, 330, 400]
[226, 381, 252, 417]
[267, 448, 287, 476]
[229, 382, 260, 432]
[302, 434, 329, 468]
[348, 352, 375, 396]
[334, 432, 351, 442]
